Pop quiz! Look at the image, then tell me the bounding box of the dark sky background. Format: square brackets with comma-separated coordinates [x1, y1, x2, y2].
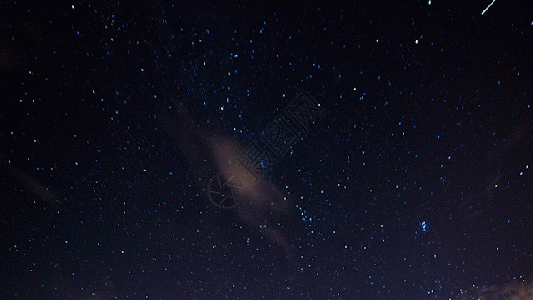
[1, 0, 532, 299]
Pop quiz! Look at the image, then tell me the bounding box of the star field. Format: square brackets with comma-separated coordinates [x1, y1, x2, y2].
[1, 0, 532, 299]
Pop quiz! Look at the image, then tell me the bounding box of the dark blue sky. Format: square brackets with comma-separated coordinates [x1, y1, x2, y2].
[1, 0, 532, 299]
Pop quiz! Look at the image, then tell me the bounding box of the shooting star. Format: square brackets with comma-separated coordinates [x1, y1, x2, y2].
[481, 0, 497, 15]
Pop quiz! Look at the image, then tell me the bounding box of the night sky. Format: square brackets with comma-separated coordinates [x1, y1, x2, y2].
[1, 0, 532, 299]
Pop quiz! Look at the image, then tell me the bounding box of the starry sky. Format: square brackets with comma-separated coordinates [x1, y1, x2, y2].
[1, 0, 532, 299]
